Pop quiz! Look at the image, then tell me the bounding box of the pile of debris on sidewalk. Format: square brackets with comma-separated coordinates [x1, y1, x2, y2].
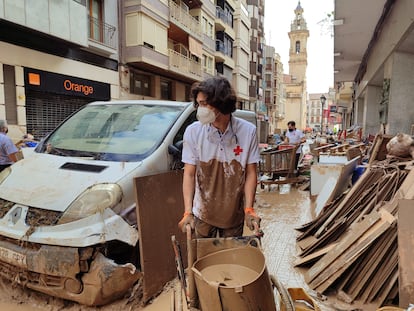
[295, 133, 414, 309]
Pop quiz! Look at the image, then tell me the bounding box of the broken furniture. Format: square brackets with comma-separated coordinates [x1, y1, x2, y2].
[258, 144, 305, 189]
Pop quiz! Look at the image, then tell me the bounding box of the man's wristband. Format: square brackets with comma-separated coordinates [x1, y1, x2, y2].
[183, 211, 193, 217]
[244, 207, 256, 214]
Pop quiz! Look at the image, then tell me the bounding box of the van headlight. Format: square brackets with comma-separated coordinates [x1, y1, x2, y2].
[58, 184, 122, 224]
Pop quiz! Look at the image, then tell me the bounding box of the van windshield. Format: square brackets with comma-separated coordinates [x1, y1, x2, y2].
[42, 103, 185, 162]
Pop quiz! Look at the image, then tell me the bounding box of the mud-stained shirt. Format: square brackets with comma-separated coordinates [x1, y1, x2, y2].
[182, 116, 260, 228]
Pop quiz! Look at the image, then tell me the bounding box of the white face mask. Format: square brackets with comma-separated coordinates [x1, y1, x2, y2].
[197, 106, 216, 124]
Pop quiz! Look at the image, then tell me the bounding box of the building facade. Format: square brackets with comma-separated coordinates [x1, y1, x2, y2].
[273, 53, 286, 131]
[307, 90, 342, 133]
[263, 46, 286, 135]
[334, 0, 414, 136]
[0, 0, 119, 141]
[232, 0, 251, 108]
[247, 0, 266, 142]
[1, 0, 267, 142]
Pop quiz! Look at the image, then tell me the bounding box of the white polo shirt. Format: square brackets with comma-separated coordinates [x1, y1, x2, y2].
[285, 129, 304, 154]
[182, 116, 260, 228]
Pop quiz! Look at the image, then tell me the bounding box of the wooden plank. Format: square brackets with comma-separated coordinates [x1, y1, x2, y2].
[300, 217, 347, 257]
[368, 134, 383, 166]
[376, 269, 398, 307]
[314, 168, 381, 238]
[294, 243, 337, 267]
[296, 194, 345, 241]
[398, 199, 414, 308]
[362, 247, 397, 303]
[134, 170, 186, 302]
[304, 211, 381, 284]
[305, 210, 395, 288]
[342, 228, 396, 301]
[296, 235, 318, 251]
[311, 210, 395, 293]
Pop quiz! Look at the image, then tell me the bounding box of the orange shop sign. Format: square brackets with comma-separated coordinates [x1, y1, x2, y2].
[63, 79, 94, 96]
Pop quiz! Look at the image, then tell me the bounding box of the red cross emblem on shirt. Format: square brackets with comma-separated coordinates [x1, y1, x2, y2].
[233, 145, 243, 156]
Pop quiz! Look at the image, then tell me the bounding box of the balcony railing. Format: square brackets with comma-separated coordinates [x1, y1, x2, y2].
[169, 49, 202, 79]
[216, 40, 226, 54]
[88, 15, 116, 49]
[216, 6, 233, 27]
[169, 0, 201, 37]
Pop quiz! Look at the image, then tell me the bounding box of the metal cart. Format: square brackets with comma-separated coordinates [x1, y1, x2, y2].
[258, 144, 304, 189]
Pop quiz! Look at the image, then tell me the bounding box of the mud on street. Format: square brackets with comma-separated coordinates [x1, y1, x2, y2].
[0, 184, 377, 311]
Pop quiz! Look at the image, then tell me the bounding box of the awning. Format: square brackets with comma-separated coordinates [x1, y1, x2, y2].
[189, 36, 202, 58]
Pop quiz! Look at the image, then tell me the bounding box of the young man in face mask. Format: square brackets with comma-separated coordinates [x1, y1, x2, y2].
[284, 120, 305, 171]
[178, 76, 261, 238]
[0, 119, 19, 172]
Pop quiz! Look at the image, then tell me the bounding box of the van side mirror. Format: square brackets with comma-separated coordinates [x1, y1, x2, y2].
[168, 140, 183, 156]
[168, 140, 184, 170]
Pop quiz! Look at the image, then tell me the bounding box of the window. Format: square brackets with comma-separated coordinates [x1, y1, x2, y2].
[216, 31, 233, 57]
[208, 22, 214, 38]
[89, 0, 103, 42]
[160, 80, 172, 100]
[224, 3, 234, 27]
[202, 17, 207, 33]
[202, 54, 213, 74]
[295, 41, 300, 53]
[130, 72, 152, 96]
[202, 16, 213, 38]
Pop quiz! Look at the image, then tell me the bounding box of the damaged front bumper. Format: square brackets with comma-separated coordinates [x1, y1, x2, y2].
[0, 201, 141, 306]
[0, 239, 141, 305]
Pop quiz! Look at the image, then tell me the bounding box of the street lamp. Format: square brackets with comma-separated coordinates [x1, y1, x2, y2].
[320, 94, 326, 134]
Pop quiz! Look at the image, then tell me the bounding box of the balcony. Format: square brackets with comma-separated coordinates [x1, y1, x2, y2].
[169, 49, 202, 80]
[88, 15, 117, 53]
[169, 0, 202, 39]
[216, 6, 233, 27]
[216, 40, 227, 54]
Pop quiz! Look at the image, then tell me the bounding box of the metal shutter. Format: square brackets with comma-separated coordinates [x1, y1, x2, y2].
[25, 91, 90, 139]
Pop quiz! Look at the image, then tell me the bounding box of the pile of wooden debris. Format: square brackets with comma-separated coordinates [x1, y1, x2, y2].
[295, 133, 414, 309]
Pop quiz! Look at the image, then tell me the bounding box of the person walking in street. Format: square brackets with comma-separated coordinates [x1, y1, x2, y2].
[178, 76, 261, 238]
[284, 120, 305, 171]
[0, 120, 19, 172]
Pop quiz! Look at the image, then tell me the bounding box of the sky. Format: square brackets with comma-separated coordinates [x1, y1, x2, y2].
[264, 0, 334, 94]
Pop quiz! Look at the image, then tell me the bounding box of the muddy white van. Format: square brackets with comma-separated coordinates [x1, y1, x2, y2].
[0, 100, 199, 305]
[0, 100, 257, 306]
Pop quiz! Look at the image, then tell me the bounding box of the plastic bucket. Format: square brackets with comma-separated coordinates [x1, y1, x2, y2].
[192, 246, 276, 311]
[352, 165, 366, 184]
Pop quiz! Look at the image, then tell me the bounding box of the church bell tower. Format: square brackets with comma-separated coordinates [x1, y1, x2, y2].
[284, 1, 309, 130]
[288, 1, 309, 83]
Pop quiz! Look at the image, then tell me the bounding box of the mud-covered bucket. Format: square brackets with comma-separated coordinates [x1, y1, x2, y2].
[192, 246, 277, 311]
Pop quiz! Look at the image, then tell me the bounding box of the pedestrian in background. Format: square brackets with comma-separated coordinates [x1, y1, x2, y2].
[178, 76, 261, 238]
[0, 120, 19, 172]
[284, 120, 306, 171]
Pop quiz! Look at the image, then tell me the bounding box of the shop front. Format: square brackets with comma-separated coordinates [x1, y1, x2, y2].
[24, 68, 110, 139]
